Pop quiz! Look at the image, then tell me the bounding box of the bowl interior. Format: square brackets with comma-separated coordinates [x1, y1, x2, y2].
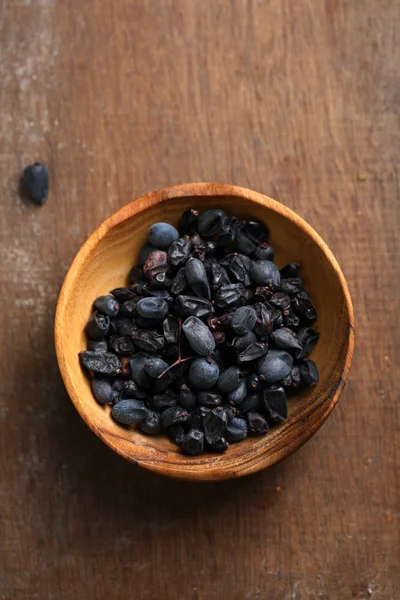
[56, 189, 353, 480]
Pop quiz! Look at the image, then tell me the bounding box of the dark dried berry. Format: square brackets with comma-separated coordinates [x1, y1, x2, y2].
[130, 355, 152, 388]
[179, 208, 198, 234]
[262, 385, 288, 423]
[237, 393, 261, 414]
[213, 331, 226, 344]
[182, 429, 204, 455]
[144, 357, 169, 379]
[150, 392, 177, 410]
[22, 162, 49, 204]
[115, 317, 137, 337]
[258, 350, 293, 383]
[280, 262, 300, 278]
[235, 226, 257, 255]
[111, 399, 146, 425]
[205, 241, 217, 256]
[94, 295, 120, 317]
[299, 359, 319, 386]
[175, 295, 214, 319]
[168, 237, 191, 267]
[189, 232, 202, 248]
[217, 224, 234, 247]
[250, 260, 281, 286]
[161, 406, 189, 429]
[225, 417, 248, 442]
[222, 254, 252, 286]
[197, 209, 229, 237]
[197, 391, 222, 407]
[292, 292, 317, 324]
[278, 280, 302, 296]
[136, 297, 169, 320]
[122, 379, 147, 399]
[247, 412, 269, 435]
[296, 328, 320, 359]
[227, 379, 248, 405]
[231, 306, 257, 335]
[237, 342, 268, 363]
[210, 263, 231, 290]
[217, 366, 241, 393]
[215, 284, 246, 309]
[148, 222, 179, 249]
[143, 251, 168, 281]
[163, 316, 179, 344]
[130, 330, 165, 352]
[253, 244, 275, 261]
[108, 335, 135, 355]
[129, 265, 144, 285]
[118, 299, 138, 317]
[168, 423, 186, 445]
[79, 351, 121, 376]
[231, 331, 257, 351]
[87, 311, 110, 340]
[203, 407, 228, 444]
[112, 379, 126, 401]
[182, 316, 215, 356]
[91, 378, 113, 404]
[185, 258, 211, 299]
[179, 384, 196, 409]
[188, 358, 219, 390]
[171, 267, 188, 295]
[152, 370, 174, 393]
[208, 438, 229, 453]
[138, 243, 156, 265]
[87, 339, 108, 353]
[253, 303, 273, 337]
[284, 310, 301, 329]
[140, 410, 161, 435]
[243, 220, 268, 243]
[268, 293, 291, 311]
[270, 328, 302, 352]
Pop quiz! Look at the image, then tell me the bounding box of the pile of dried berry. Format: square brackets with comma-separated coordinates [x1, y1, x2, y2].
[79, 209, 320, 456]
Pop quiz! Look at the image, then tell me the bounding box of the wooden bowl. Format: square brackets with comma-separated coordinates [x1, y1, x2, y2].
[55, 183, 354, 481]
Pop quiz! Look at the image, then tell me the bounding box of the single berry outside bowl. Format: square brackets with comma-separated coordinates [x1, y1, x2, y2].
[55, 183, 354, 481]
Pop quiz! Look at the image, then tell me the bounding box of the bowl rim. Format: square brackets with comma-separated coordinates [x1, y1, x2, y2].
[55, 182, 355, 480]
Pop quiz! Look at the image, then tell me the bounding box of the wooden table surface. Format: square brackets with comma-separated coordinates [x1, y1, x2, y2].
[1, 1, 399, 598]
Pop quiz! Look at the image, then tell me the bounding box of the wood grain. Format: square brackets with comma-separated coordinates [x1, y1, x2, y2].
[0, 0, 399, 597]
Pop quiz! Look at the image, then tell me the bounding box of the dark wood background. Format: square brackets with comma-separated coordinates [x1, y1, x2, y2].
[0, 1, 399, 598]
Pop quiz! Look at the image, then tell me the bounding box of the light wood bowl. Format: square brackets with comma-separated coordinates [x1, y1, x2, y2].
[55, 183, 354, 481]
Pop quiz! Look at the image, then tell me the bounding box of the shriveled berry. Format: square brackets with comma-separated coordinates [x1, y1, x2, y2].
[171, 267, 188, 295]
[118, 299, 138, 317]
[87, 311, 110, 340]
[222, 254, 252, 286]
[136, 297, 169, 320]
[87, 339, 108, 353]
[111, 399, 146, 425]
[235, 226, 257, 255]
[182, 316, 215, 356]
[91, 378, 113, 404]
[148, 222, 179, 249]
[247, 373, 262, 391]
[130, 330, 165, 352]
[137, 243, 156, 265]
[227, 379, 248, 405]
[243, 220, 268, 243]
[262, 385, 288, 423]
[108, 335, 135, 355]
[215, 284, 246, 309]
[237, 393, 261, 414]
[182, 429, 204, 455]
[247, 412, 269, 435]
[210, 263, 231, 290]
[203, 407, 228, 444]
[208, 437, 229, 452]
[231, 306, 257, 335]
[122, 379, 147, 399]
[94, 295, 120, 317]
[197, 209, 229, 237]
[237, 342, 268, 363]
[188, 358, 219, 390]
[168, 237, 191, 267]
[258, 350, 293, 383]
[140, 410, 161, 435]
[175, 295, 214, 319]
[253, 244, 275, 261]
[179, 208, 198, 233]
[299, 359, 319, 386]
[22, 162, 49, 204]
[250, 260, 281, 286]
[143, 251, 168, 281]
[168, 424, 186, 445]
[280, 262, 300, 278]
[150, 392, 177, 410]
[231, 331, 257, 351]
[163, 316, 179, 344]
[292, 292, 317, 324]
[179, 384, 196, 409]
[185, 258, 211, 299]
[225, 417, 248, 442]
[161, 406, 189, 429]
[270, 327, 302, 352]
[79, 351, 121, 376]
[296, 328, 320, 359]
